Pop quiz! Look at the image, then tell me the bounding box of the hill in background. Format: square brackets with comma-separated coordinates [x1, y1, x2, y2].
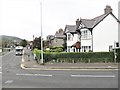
[0, 35, 22, 41]
[0, 35, 23, 47]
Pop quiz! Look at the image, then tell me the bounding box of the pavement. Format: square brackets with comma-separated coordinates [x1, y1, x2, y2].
[21, 49, 119, 70]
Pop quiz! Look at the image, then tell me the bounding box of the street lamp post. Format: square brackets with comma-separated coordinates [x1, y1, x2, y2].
[114, 41, 116, 63]
[40, 2, 44, 64]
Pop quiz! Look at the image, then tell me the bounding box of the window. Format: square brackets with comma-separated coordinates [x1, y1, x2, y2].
[109, 45, 113, 51]
[81, 30, 92, 39]
[16, 49, 23, 52]
[88, 31, 91, 38]
[68, 34, 71, 41]
[81, 46, 91, 52]
[89, 46, 91, 49]
[85, 31, 87, 39]
[83, 31, 85, 38]
[81, 30, 87, 39]
[83, 46, 86, 52]
[68, 34, 73, 41]
[89, 46, 91, 51]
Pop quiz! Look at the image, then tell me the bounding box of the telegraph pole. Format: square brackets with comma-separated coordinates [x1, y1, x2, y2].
[40, 2, 44, 64]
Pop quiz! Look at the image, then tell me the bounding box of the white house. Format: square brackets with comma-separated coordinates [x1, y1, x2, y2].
[65, 5, 120, 52]
[64, 22, 92, 52]
[92, 5, 120, 51]
[64, 25, 81, 52]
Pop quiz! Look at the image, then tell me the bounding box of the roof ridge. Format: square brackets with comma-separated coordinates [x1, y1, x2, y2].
[92, 13, 109, 28]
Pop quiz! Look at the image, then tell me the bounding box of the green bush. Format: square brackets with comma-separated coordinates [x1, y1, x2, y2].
[32, 48, 114, 63]
[50, 47, 63, 52]
[44, 52, 114, 63]
[32, 48, 41, 62]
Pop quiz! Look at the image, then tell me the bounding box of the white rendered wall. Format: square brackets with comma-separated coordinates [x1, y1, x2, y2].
[81, 39, 91, 47]
[67, 33, 78, 46]
[93, 15, 118, 52]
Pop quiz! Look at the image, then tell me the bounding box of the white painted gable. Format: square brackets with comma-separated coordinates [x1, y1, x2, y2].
[93, 14, 118, 52]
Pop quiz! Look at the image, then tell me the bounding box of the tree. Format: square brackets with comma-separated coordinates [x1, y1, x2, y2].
[33, 36, 47, 50]
[20, 39, 27, 47]
[33, 37, 41, 49]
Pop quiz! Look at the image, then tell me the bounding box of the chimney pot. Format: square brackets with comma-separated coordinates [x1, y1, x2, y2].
[104, 5, 112, 14]
[76, 18, 80, 28]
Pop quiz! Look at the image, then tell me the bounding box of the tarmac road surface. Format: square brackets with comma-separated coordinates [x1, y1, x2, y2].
[1, 50, 119, 88]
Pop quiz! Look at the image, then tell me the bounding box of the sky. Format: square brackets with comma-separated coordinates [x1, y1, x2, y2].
[0, 0, 119, 41]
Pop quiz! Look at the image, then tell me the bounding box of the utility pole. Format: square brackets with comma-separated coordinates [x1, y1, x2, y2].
[114, 41, 116, 63]
[40, 2, 44, 64]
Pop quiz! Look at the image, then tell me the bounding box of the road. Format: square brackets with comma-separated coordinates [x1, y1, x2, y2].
[1, 50, 119, 88]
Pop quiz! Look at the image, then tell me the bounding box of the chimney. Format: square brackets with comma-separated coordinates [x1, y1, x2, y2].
[76, 18, 80, 28]
[56, 31, 58, 34]
[104, 5, 112, 14]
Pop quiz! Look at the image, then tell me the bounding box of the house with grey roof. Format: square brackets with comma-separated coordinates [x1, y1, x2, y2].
[79, 5, 120, 52]
[47, 29, 66, 48]
[64, 24, 81, 52]
[65, 5, 120, 52]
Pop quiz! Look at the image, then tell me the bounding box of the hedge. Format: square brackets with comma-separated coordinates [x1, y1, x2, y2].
[32, 48, 41, 60]
[33, 49, 114, 63]
[45, 52, 113, 63]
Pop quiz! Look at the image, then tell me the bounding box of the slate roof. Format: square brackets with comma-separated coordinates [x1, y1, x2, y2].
[55, 29, 66, 38]
[81, 13, 109, 29]
[47, 35, 55, 40]
[64, 25, 77, 33]
[63, 5, 120, 35]
[80, 12, 120, 29]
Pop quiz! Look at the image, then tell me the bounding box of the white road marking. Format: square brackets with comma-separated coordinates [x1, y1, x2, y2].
[0, 72, 2, 74]
[16, 73, 53, 77]
[71, 75, 116, 78]
[5, 80, 13, 84]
